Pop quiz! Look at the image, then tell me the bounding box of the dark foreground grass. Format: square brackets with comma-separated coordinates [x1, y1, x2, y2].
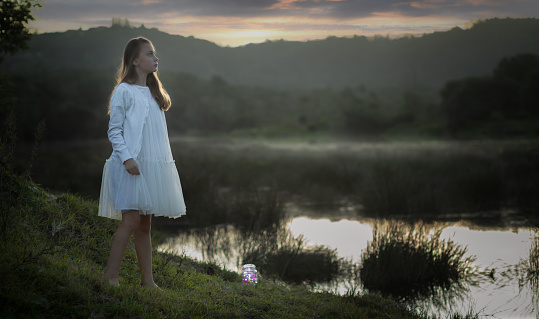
[0, 166, 425, 319]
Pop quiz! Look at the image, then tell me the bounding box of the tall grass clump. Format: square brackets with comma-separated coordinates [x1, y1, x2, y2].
[359, 150, 504, 217]
[152, 140, 287, 229]
[360, 220, 476, 300]
[0, 112, 18, 235]
[1, 111, 45, 235]
[243, 228, 342, 285]
[228, 186, 285, 231]
[528, 234, 539, 289]
[518, 232, 539, 306]
[501, 146, 539, 225]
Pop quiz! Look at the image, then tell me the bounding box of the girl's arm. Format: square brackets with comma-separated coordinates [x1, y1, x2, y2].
[108, 85, 133, 164]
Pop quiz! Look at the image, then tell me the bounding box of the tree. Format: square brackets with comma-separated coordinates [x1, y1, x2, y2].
[0, 0, 41, 61]
[494, 54, 539, 117]
[111, 18, 131, 28]
[440, 54, 539, 138]
[0, 0, 41, 134]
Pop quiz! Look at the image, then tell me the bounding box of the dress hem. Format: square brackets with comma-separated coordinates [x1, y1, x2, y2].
[98, 210, 187, 220]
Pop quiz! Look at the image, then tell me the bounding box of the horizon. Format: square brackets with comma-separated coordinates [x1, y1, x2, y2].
[27, 0, 539, 47]
[31, 17, 536, 49]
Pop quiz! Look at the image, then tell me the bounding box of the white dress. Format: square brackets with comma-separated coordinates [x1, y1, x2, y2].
[98, 85, 186, 220]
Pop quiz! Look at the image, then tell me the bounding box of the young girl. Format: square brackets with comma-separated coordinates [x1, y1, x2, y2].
[98, 37, 186, 288]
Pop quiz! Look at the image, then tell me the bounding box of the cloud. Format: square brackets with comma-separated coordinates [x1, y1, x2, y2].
[283, 0, 539, 19]
[34, 0, 539, 23]
[29, 0, 539, 46]
[36, 0, 282, 21]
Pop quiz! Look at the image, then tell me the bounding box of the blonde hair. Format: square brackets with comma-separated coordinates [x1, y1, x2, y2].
[108, 37, 171, 113]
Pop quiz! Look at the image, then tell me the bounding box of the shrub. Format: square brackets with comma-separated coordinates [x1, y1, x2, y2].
[243, 228, 341, 285]
[359, 220, 476, 299]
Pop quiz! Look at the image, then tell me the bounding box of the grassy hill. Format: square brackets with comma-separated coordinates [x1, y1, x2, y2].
[3, 17, 539, 88]
[0, 163, 426, 318]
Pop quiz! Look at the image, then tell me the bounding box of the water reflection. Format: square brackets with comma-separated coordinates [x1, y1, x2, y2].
[436, 226, 537, 317]
[158, 216, 538, 318]
[160, 224, 345, 285]
[287, 217, 372, 263]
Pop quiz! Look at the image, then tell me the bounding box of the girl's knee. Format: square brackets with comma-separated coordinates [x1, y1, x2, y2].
[137, 215, 152, 233]
[121, 210, 142, 231]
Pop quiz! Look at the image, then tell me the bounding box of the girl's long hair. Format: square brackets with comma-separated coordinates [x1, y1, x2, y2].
[108, 37, 171, 113]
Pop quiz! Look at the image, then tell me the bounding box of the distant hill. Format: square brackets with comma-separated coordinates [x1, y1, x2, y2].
[3, 17, 539, 88]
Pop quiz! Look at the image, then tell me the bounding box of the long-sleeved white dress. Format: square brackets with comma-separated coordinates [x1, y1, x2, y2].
[98, 84, 186, 220]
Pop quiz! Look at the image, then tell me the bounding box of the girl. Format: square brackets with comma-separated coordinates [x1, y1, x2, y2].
[98, 37, 186, 288]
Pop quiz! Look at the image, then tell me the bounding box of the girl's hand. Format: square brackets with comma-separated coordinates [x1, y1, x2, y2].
[124, 158, 140, 175]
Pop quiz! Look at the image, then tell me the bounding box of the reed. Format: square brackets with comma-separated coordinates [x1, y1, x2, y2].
[500, 147, 539, 224]
[359, 149, 505, 216]
[243, 228, 341, 285]
[529, 234, 539, 283]
[359, 220, 476, 300]
[522, 233, 539, 303]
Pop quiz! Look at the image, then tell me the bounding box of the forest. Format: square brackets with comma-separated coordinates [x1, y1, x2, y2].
[1, 17, 539, 141]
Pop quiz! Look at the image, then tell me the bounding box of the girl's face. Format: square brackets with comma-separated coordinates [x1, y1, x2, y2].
[133, 43, 159, 75]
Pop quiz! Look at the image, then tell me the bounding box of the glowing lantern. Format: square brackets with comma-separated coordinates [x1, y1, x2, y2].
[241, 264, 258, 285]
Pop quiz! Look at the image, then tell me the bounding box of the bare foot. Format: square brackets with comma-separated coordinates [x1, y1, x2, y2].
[105, 276, 120, 286]
[140, 281, 161, 290]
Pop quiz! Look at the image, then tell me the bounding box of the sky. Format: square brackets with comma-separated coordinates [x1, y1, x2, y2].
[28, 0, 539, 47]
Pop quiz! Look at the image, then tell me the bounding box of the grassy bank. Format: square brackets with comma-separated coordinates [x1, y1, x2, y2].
[0, 166, 427, 318]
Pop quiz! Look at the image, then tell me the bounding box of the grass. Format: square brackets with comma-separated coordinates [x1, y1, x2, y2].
[359, 220, 477, 301]
[0, 165, 426, 318]
[242, 227, 342, 285]
[517, 233, 539, 307]
[528, 235, 539, 290]
[359, 151, 504, 216]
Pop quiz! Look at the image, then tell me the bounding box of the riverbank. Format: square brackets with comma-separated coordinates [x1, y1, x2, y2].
[0, 166, 426, 318]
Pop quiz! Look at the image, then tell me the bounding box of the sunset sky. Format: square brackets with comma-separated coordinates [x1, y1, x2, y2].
[29, 0, 539, 47]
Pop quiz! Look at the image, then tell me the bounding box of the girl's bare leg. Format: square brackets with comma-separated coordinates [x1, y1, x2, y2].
[134, 214, 157, 287]
[104, 210, 141, 285]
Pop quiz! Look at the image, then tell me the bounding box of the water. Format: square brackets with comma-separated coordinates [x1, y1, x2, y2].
[158, 203, 538, 318]
[287, 217, 537, 318]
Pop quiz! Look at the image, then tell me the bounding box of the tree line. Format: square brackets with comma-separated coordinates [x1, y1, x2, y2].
[3, 18, 539, 89]
[1, 67, 436, 141]
[2, 53, 538, 142]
